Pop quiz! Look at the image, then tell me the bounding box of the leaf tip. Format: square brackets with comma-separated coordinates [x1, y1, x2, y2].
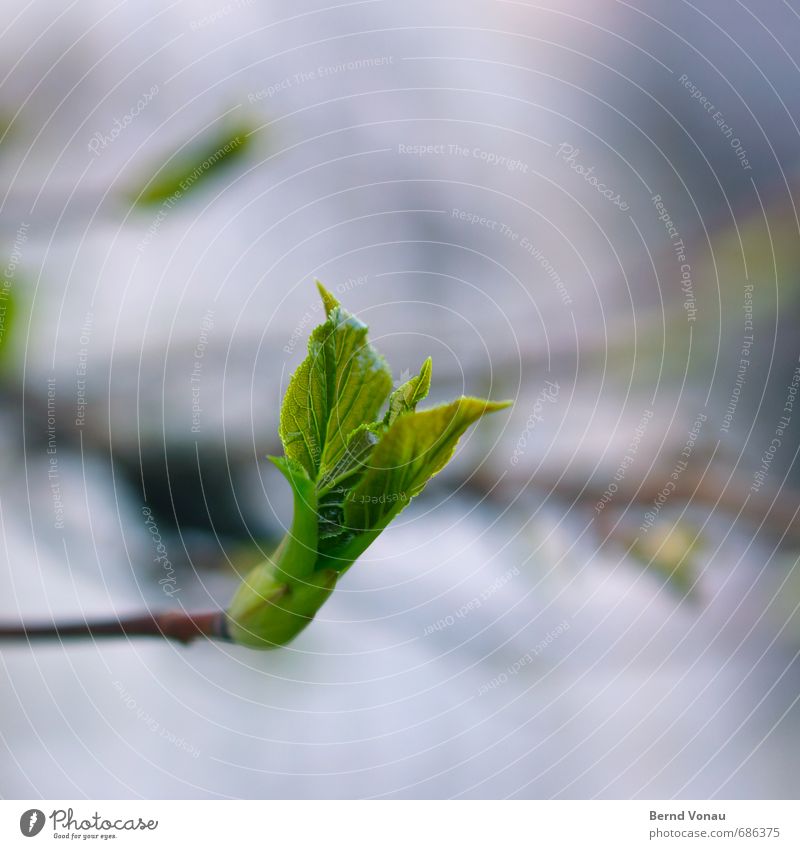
[454, 396, 514, 418]
[419, 355, 433, 384]
[410, 357, 433, 406]
[315, 279, 340, 316]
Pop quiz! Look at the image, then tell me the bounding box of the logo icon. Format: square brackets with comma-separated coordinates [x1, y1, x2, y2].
[394, 368, 411, 389]
[19, 809, 45, 837]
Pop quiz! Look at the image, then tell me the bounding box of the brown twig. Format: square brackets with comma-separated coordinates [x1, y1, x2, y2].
[461, 463, 800, 541]
[0, 610, 229, 645]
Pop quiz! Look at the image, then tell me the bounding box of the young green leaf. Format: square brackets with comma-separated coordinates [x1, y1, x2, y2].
[316, 279, 340, 316]
[279, 283, 392, 478]
[0, 280, 14, 361]
[226, 282, 511, 648]
[317, 422, 381, 494]
[384, 357, 432, 426]
[130, 119, 255, 206]
[335, 397, 510, 555]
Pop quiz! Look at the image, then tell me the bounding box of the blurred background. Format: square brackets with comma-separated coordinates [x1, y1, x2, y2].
[1, 0, 799, 799]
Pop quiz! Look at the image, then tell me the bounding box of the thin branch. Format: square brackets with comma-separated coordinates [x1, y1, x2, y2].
[463, 466, 800, 540]
[0, 610, 229, 645]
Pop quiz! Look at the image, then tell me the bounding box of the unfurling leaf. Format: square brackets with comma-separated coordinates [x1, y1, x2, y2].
[225, 282, 511, 648]
[384, 357, 432, 425]
[345, 398, 509, 535]
[279, 281, 393, 478]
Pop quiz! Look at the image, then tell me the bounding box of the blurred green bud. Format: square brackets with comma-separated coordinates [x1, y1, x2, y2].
[0, 279, 15, 362]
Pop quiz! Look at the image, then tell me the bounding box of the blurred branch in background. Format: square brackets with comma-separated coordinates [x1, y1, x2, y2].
[0, 610, 227, 645]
